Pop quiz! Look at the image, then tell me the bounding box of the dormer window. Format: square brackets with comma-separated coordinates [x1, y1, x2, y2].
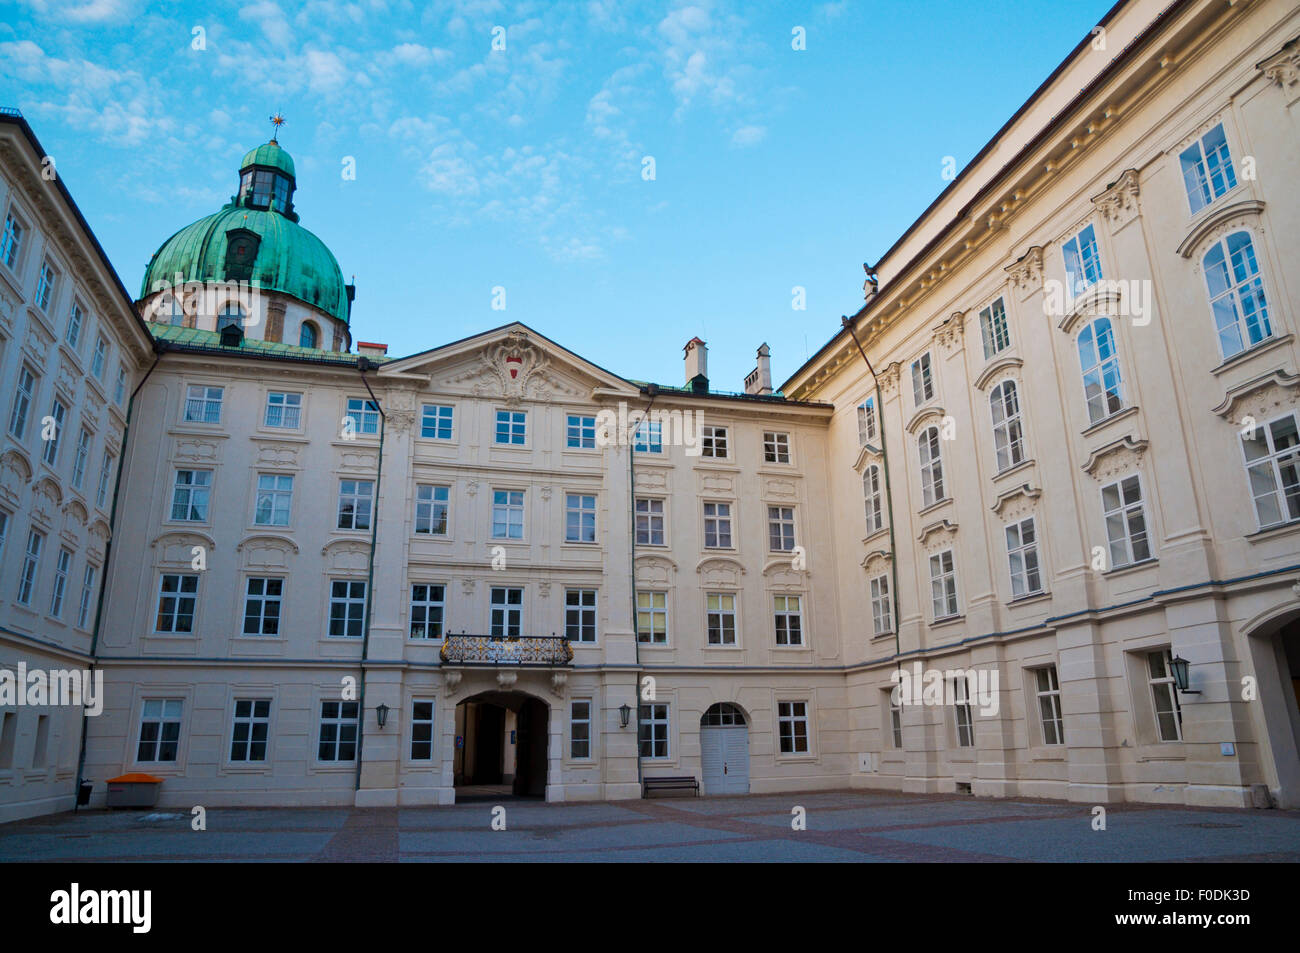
[239, 169, 293, 212]
[217, 302, 245, 333]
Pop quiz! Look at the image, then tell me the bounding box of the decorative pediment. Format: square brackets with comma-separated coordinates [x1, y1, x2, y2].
[321, 538, 371, 571]
[443, 329, 585, 406]
[32, 475, 62, 508]
[1258, 35, 1300, 97]
[1176, 199, 1265, 260]
[852, 443, 881, 472]
[917, 519, 958, 551]
[55, 359, 80, 401]
[237, 533, 300, 569]
[763, 564, 805, 590]
[860, 549, 892, 573]
[1005, 245, 1044, 299]
[990, 483, 1042, 520]
[0, 448, 32, 507]
[1210, 368, 1300, 422]
[635, 554, 677, 586]
[974, 356, 1024, 392]
[905, 405, 947, 435]
[1081, 435, 1149, 481]
[696, 555, 745, 588]
[932, 312, 966, 354]
[1053, 283, 1125, 334]
[879, 362, 902, 397]
[23, 320, 54, 370]
[151, 530, 216, 565]
[62, 498, 89, 526]
[1091, 169, 1141, 230]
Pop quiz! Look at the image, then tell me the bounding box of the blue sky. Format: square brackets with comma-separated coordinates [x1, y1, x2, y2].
[1, 0, 1114, 390]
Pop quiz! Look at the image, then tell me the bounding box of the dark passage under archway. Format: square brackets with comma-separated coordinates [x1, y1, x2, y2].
[454, 691, 548, 799]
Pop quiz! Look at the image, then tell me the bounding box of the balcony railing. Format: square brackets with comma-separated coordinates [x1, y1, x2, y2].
[439, 634, 574, 666]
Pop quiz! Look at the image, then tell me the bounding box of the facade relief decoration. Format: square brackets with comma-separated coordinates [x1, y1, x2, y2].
[1081, 435, 1149, 481]
[1211, 369, 1299, 422]
[1091, 168, 1141, 230]
[1005, 245, 1044, 299]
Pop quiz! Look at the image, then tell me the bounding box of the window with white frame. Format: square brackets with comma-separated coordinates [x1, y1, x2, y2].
[910, 352, 934, 405]
[633, 418, 662, 453]
[703, 501, 732, 548]
[773, 594, 803, 646]
[66, 302, 83, 348]
[1005, 517, 1043, 598]
[1062, 223, 1103, 296]
[701, 425, 728, 458]
[1179, 123, 1237, 214]
[410, 700, 435, 760]
[1076, 317, 1124, 424]
[337, 479, 374, 531]
[930, 550, 958, 620]
[76, 564, 96, 629]
[887, 687, 903, 749]
[763, 431, 791, 463]
[777, 701, 809, 754]
[95, 451, 113, 508]
[570, 700, 592, 759]
[242, 577, 283, 636]
[979, 296, 1011, 359]
[918, 426, 945, 506]
[421, 403, 454, 440]
[490, 586, 523, 637]
[0, 510, 8, 568]
[170, 469, 211, 522]
[9, 365, 36, 439]
[989, 380, 1025, 471]
[953, 676, 975, 747]
[415, 484, 450, 535]
[184, 384, 223, 424]
[638, 703, 669, 758]
[254, 473, 293, 526]
[230, 699, 271, 762]
[1242, 412, 1299, 528]
[155, 573, 198, 632]
[565, 588, 597, 642]
[857, 397, 877, 446]
[114, 363, 126, 404]
[35, 260, 56, 311]
[137, 699, 183, 762]
[491, 489, 525, 539]
[1203, 231, 1271, 359]
[1146, 649, 1183, 743]
[1, 212, 23, 269]
[1034, 666, 1064, 746]
[870, 574, 892, 636]
[706, 592, 737, 645]
[1101, 474, 1151, 568]
[41, 399, 65, 466]
[409, 583, 446, 639]
[71, 427, 91, 489]
[636, 591, 667, 644]
[17, 529, 42, 605]
[49, 547, 71, 618]
[863, 465, 883, 533]
[565, 493, 596, 543]
[768, 505, 796, 552]
[91, 336, 107, 380]
[328, 580, 367, 637]
[566, 414, 596, 449]
[635, 497, 665, 545]
[494, 409, 526, 445]
[345, 397, 379, 435]
[318, 700, 359, 761]
[264, 391, 302, 429]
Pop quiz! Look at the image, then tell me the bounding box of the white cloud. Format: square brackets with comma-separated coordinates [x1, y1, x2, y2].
[730, 124, 765, 147]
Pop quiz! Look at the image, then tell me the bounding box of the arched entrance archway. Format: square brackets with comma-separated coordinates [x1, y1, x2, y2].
[1245, 608, 1300, 808]
[454, 691, 549, 799]
[700, 702, 749, 795]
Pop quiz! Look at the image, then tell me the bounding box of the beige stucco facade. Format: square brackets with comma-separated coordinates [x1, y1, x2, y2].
[1, 0, 1298, 823]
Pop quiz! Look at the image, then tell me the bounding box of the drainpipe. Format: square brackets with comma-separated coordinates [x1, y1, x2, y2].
[841, 316, 902, 664]
[353, 357, 385, 792]
[630, 384, 658, 792]
[75, 338, 167, 807]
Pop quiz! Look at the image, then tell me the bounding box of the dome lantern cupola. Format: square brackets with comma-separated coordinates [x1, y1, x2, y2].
[237, 139, 297, 220]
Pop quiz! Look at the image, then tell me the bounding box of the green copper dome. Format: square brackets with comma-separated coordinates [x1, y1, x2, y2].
[141, 140, 350, 325]
[240, 140, 295, 179]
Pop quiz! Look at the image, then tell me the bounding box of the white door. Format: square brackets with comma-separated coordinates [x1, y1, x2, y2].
[701, 726, 749, 795]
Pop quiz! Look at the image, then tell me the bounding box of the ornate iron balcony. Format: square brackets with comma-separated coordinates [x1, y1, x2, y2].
[439, 634, 574, 666]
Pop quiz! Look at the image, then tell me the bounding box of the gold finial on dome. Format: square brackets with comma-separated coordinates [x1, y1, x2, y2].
[269, 111, 286, 141]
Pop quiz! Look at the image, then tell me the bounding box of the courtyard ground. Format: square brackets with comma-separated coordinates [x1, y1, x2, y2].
[2, 789, 1298, 862]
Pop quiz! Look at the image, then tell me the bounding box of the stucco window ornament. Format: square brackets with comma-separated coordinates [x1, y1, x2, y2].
[1004, 245, 1044, 299]
[1081, 435, 1150, 482]
[1091, 169, 1141, 231]
[1258, 37, 1300, 94]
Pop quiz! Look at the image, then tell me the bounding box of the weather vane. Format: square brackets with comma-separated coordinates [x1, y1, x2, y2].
[269, 111, 286, 141]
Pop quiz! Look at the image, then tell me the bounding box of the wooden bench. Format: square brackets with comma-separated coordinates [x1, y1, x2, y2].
[642, 775, 700, 798]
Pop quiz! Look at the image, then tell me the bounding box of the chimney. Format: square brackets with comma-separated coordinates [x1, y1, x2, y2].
[684, 337, 708, 394]
[357, 341, 388, 358]
[744, 342, 772, 395]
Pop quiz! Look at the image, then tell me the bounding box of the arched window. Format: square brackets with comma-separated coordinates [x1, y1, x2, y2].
[159, 293, 184, 326]
[1203, 231, 1271, 359]
[216, 302, 244, 333]
[989, 380, 1025, 472]
[700, 703, 746, 726]
[1077, 317, 1123, 425]
[918, 426, 944, 507]
[863, 465, 883, 533]
[299, 322, 319, 349]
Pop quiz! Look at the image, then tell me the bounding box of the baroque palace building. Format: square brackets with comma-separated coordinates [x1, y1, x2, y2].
[1, 0, 1298, 822]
